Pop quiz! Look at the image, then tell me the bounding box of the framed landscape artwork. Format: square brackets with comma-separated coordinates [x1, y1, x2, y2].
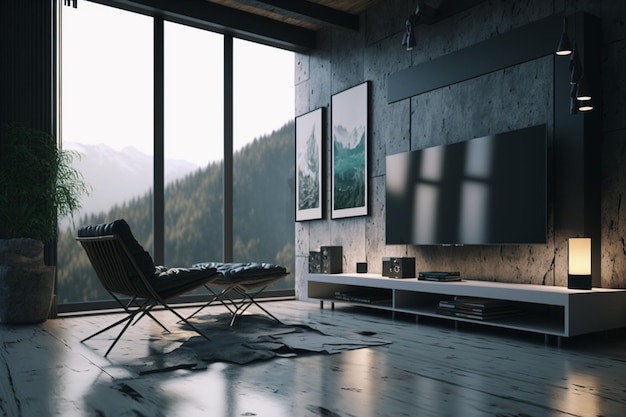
[295, 107, 324, 221]
[331, 81, 369, 219]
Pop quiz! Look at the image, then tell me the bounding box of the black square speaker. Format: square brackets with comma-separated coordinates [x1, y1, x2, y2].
[321, 246, 342, 274]
[356, 262, 368, 273]
[382, 257, 416, 278]
[308, 251, 321, 273]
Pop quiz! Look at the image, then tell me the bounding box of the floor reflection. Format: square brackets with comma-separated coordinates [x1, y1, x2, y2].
[2, 302, 625, 416]
[550, 361, 601, 416]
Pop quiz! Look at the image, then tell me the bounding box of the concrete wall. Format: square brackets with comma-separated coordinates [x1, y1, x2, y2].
[295, 0, 626, 298]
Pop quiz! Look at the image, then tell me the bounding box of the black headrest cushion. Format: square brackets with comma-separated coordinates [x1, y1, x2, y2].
[78, 219, 156, 279]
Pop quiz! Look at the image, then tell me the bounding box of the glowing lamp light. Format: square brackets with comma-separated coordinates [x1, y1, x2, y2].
[568, 238, 592, 290]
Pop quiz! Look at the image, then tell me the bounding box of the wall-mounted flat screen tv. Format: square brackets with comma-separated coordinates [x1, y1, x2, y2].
[386, 125, 547, 245]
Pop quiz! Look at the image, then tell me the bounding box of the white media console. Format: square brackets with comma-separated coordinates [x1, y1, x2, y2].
[307, 273, 626, 341]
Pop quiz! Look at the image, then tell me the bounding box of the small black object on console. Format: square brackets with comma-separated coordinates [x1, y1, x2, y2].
[321, 246, 343, 274]
[382, 257, 416, 278]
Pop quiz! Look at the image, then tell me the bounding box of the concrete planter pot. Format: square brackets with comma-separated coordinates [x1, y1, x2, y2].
[0, 238, 54, 324]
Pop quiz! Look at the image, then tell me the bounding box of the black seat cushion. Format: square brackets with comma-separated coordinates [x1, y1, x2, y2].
[153, 265, 218, 299]
[192, 262, 288, 282]
[78, 219, 156, 282]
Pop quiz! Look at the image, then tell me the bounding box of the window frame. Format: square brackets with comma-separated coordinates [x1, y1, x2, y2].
[56, 0, 295, 314]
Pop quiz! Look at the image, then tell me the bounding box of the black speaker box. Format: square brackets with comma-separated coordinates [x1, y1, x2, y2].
[321, 246, 343, 274]
[308, 251, 321, 273]
[356, 262, 368, 273]
[382, 257, 416, 278]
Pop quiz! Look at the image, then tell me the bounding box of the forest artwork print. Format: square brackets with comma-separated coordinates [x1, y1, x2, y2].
[331, 82, 368, 219]
[296, 107, 323, 221]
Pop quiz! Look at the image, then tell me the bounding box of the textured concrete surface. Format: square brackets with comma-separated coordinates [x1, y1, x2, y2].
[295, 0, 626, 299]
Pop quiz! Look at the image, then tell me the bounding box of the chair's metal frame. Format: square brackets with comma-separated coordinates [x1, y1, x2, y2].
[77, 234, 216, 357]
[104, 287, 169, 332]
[186, 274, 289, 326]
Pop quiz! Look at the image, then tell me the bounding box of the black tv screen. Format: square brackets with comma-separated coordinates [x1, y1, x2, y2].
[386, 125, 547, 245]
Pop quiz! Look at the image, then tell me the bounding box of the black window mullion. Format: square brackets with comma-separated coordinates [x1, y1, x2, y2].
[223, 34, 233, 263]
[153, 16, 165, 265]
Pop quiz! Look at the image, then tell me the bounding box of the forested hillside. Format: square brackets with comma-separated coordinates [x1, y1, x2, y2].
[56, 121, 295, 304]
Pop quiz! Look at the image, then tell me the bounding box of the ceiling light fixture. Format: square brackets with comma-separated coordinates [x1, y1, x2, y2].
[401, 19, 417, 51]
[569, 42, 583, 85]
[401, 1, 440, 51]
[578, 100, 594, 112]
[556, 16, 593, 115]
[556, 17, 572, 56]
[576, 76, 592, 101]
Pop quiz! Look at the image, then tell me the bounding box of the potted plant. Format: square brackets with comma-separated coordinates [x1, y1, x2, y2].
[0, 124, 88, 324]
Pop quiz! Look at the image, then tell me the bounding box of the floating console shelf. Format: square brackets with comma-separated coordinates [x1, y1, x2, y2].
[307, 273, 626, 341]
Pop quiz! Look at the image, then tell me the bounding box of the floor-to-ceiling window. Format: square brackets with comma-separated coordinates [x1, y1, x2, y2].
[57, 1, 154, 306]
[57, 1, 295, 310]
[233, 39, 295, 290]
[163, 22, 224, 267]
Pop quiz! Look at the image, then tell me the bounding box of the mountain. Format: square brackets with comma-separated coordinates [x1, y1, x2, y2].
[333, 124, 365, 149]
[62, 142, 199, 229]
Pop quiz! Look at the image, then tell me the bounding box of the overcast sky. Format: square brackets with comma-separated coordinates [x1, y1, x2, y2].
[61, 1, 294, 167]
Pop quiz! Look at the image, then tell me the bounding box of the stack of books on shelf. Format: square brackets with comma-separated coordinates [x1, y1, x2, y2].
[436, 296, 522, 320]
[418, 271, 461, 282]
[334, 290, 391, 305]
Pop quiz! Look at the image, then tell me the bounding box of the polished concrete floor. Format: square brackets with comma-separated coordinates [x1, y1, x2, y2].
[1, 300, 626, 417]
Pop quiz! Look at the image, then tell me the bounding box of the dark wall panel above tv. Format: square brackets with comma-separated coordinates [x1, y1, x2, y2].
[388, 14, 563, 103]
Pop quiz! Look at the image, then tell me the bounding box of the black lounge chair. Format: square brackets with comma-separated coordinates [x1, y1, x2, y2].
[186, 262, 289, 326]
[76, 219, 219, 356]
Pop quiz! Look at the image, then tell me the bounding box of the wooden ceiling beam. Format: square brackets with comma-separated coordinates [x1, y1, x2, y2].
[238, 0, 360, 31]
